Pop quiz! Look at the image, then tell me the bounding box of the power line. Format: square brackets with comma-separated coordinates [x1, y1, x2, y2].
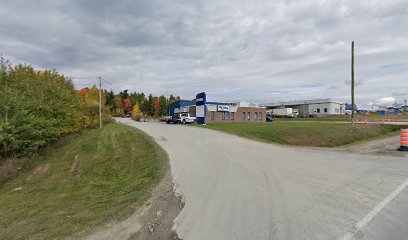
[73, 83, 95, 86]
[70, 76, 98, 80]
[71, 76, 124, 93]
[101, 77, 124, 93]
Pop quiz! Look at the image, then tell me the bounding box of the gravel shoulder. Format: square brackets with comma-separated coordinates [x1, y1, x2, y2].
[128, 168, 184, 240]
[332, 134, 408, 157]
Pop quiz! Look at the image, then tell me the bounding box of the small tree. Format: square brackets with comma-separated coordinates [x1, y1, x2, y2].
[106, 90, 115, 111]
[154, 97, 160, 117]
[131, 103, 142, 121]
[124, 98, 132, 114]
[147, 94, 155, 117]
[159, 95, 167, 116]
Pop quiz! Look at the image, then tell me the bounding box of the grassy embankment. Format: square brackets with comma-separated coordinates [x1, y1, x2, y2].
[0, 123, 167, 239]
[201, 122, 400, 147]
[273, 112, 408, 122]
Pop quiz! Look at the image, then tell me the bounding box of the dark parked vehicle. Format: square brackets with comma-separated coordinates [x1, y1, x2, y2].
[165, 113, 181, 124]
[266, 116, 274, 122]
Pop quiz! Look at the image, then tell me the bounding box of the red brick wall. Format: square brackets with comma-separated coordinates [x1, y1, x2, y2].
[189, 106, 266, 123]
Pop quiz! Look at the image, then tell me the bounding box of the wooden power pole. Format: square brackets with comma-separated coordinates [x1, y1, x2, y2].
[351, 41, 355, 127]
[98, 77, 102, 129]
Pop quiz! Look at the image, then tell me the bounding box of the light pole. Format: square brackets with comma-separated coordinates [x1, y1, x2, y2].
[98, 77, 102, 128]
[351, 41, 355, 127]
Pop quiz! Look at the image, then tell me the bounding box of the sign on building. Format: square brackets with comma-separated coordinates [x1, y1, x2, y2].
[196, 92, 206, 124]
[217, 105, 230, 112]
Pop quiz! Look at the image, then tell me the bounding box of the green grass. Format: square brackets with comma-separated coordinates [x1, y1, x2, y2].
[274, 112, 408, 122]
[200, 122, 399, 147]
[0, 123, 167, 240]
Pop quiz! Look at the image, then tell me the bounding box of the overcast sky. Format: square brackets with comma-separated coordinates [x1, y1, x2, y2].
[1, 0, 407, 108]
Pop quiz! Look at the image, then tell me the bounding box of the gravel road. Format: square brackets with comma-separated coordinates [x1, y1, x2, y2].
[118, 119, 408, 240]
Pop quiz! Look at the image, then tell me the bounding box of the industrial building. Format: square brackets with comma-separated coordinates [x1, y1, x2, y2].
[261, 98, 346, 117]
[168, 100, 266, 122]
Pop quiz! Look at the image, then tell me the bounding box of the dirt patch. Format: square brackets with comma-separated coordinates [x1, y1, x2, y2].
[0, 157, 30, 184]
[334, 134, 408, 157]
[26, 163, 51, 181]
[82, 167, 184, 240]
[128, 170, 184, 240]
[70, 154, 82, 173]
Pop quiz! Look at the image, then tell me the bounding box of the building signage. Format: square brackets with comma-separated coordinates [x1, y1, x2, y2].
[217, 105, 230, 112]
[196, 92, 206, 124]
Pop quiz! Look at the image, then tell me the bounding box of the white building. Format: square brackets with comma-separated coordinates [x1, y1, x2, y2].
[261, 98, 346, 117]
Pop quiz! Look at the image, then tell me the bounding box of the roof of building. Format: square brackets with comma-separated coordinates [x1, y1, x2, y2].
[261, 98, 345, 107]
[169, 99, 249, 106]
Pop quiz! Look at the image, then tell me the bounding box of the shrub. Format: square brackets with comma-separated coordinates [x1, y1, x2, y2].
[0, 58, 82, 158]
[131, 103, 143, 121]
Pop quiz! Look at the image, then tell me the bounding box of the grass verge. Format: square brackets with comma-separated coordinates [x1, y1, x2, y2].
[200, 122, 399, 147]
[273, 112, 408, 122]
[0, 123, 167, 239]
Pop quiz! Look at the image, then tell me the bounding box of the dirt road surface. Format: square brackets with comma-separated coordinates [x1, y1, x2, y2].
[118, 119, 408, 240]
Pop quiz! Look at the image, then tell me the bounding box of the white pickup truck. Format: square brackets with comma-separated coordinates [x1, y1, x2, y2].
[164, 113, 196, 124]
[178, 113, 196, 123]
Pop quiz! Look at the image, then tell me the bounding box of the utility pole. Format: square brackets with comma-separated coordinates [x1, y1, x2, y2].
[351, 41, 355, 127]
[98, 77, 102, 128]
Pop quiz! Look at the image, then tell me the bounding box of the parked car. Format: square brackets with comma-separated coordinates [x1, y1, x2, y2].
[266, 115, 274, 122]
[164, 113, 196, 124]
[165, 113, 181, 124]
[178, 113, 196, 124]
[266, 113, 274, 122]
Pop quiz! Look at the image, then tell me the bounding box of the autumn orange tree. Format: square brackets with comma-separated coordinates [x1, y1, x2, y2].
[124, 98, 132, 114]
[154, 97, 161, 117]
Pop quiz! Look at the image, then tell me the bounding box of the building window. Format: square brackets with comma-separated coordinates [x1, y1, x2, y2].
[255, 112, 258, 121]
[231, 112, 235, 120]
[260, 112, 263, 121]
[226, 112, 230, 120]
[242, 112, 246, 120]
[248, 112, 251, 120]
[317, 108, 320, 113]
[324, 108, 328, 113]
[211, 111, 215, 120]
[222, 112, 225, 120]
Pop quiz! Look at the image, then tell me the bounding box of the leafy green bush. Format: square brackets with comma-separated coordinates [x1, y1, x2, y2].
[0, 57, 82, 158]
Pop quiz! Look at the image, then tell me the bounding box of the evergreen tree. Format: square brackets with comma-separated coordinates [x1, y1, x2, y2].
[147, 94, 154, 116]
[106, 90, 115, 110]
[119, 89, 129, 100]
[159, 95, 168, 116]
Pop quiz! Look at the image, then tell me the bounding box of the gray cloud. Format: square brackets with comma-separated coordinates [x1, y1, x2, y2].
[1, 0, 407, 108]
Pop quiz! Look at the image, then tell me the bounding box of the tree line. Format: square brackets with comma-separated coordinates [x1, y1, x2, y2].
[0, 57, 93, 159]
[0, 57, 182, 159]
[103, 89, 180, 120]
